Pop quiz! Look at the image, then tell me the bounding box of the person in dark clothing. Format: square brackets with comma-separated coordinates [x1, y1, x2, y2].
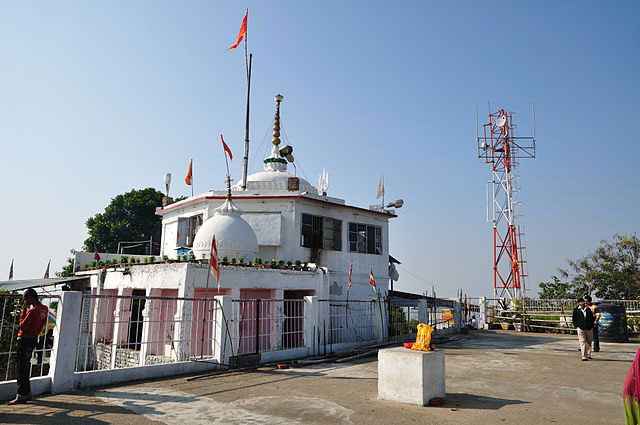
[585, 295, 601, 352]
[9, 289, 49, 405]
[572, 297, 596, 361]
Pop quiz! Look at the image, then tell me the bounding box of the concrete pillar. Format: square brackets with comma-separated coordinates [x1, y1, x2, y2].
[50, 291, 83, 393]
[418, 299, 428, 324]
[213, 295, 233, 364]
[272, 289, 284, 351]
[373, 299, 387, 343]
[174, 284, 194, 361]
[110, 288, 132, 369]
[479, 296, 488, 330]
[304, 296, 318, 356]
[139, 288, 161, 366]
[453, 301, 461, 332]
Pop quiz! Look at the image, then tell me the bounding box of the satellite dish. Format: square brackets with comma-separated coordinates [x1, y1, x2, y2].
[496, 115, 507, 128]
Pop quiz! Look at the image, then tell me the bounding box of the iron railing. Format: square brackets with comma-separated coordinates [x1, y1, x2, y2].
[0, 293, 59, 382]
[75, 293, 221, 372]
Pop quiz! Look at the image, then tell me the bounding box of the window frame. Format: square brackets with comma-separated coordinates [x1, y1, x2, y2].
[348, 222, 383, 255]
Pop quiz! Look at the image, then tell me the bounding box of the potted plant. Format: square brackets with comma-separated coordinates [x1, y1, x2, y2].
[162, 255, 170, 263]
[149, 256, 156, 263]
[221, 256, 230, 266]
[286, 261, 293, 268]
[231, 257, 237, 265]
[253, 257, 262, 268]
[238, 258, 245, 265]
[120, 256, 129, 265]
[270, 259, 278, 268]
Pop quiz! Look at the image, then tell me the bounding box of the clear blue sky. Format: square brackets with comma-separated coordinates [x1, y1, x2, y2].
[1, 1, 639, 298]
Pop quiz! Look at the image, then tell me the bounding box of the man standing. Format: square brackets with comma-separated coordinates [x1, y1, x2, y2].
[9, 289, 48, 405]
[572, 297, 595, 361]
[585, 295, 601, 352]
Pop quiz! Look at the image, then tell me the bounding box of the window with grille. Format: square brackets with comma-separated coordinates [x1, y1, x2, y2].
[301, 213, 342, 251]
[348, 222, 382, 255]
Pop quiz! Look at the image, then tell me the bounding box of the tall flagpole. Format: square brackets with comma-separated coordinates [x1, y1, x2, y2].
[241, 9, 252, 191]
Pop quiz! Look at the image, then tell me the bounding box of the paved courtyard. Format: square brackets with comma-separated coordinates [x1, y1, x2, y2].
[0, 330, 635, 424]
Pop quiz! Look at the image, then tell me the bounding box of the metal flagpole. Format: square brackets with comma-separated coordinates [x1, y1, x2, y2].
[241, 10, 252, 191]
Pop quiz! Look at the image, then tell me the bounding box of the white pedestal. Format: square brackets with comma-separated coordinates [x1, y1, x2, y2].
[378, 347, 445, 406]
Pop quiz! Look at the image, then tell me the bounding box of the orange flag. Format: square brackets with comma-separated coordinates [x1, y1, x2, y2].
[220, 134, 233, 160]
[185, 159, 193, 185]
[228, 10, 247, 50]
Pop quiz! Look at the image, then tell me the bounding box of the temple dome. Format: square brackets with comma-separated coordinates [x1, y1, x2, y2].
[192, 199, 259, 261]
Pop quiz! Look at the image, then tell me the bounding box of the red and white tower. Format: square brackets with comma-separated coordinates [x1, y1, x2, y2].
[478, 108, 535, 300]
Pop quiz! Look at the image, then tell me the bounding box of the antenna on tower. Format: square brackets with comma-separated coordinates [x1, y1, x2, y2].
[477, 105, 536, 301]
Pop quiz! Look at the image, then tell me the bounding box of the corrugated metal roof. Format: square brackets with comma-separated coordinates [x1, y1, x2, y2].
[0, 277, 88, 292]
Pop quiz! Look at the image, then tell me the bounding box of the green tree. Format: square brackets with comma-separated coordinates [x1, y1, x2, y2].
[538, 234, 640, 299]
[82, 188, 164, 255]
[56, 249, 76, 278]
[538, 276, 579, 299]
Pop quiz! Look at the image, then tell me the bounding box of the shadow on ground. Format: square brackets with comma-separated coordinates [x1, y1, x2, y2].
[0, 398, 145, 424]
[446, 392, 530, 410]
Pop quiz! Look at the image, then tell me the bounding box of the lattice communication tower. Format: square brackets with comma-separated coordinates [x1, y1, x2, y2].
[477, 107, 536, 300]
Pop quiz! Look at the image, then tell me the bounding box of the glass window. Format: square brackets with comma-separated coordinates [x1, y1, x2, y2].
[301, 213, 341, 251]
[348, 222, 382, 255]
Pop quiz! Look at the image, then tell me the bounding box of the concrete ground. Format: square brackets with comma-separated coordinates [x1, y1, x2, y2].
[0, 330, 635, 425]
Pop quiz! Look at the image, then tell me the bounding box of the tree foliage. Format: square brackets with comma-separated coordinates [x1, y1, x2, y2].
[82, 188, 164, 255]
[56, 249, 76, 278]
[538, 234, 640, 299]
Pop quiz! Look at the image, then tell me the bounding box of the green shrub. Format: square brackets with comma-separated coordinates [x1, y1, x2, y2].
[278, 260, 285, 266]
[238, 258, 245, 265]
[286, 261, 292, 267]
[149, 256, 156, 263]
[231, 257, 237, 265]
[162, 255, 169, 262]
[222, 256, 229, 263]
[120, 256, 129, 264]
[295, 260, 302, 266]
[254, 257, 262, 265]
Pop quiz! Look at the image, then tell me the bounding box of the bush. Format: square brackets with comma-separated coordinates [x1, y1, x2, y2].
[120, 256, 129, 264]
[295, 260, 302, 267]
[254, 257, 262, 265]
[238, 258, 245, 265]
[278, 260, 285, 266]
[231, 258, 237, 265]
[149, 256, 156, 263]
[222, 256, 229, 263]
[271, 259, 277, 266]
[286, 261, 292, 267]
[162, 255, 169, 262]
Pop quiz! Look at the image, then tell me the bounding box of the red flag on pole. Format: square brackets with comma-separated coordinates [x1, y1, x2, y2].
[220, 134, 233, 160]
[228, 10, 247, 50]
[43, 259, 50, 279]
[347, 263, 353, 290]
[185, 159, 193, 186]
[210, 237, 220, 289]
[369, 268, 377, 292]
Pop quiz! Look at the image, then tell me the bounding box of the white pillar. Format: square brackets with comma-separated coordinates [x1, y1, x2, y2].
[304, 296, 318, 356]
[453, 301, 461, 332]
[139, 288, 161, 366]
[479, 296, 488, 329]
[110, 288, 132, 369]
[213, 295, 233, 364]
[272, 289, 284, 351]
[174, 284, 194, 361]
[50, 291, 83, 393]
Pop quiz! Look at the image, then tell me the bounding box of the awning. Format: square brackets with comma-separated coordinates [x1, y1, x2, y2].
[0, 277, 89, 292]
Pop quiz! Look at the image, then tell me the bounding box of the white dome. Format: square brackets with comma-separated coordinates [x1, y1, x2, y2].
[192, 199, 259, 261]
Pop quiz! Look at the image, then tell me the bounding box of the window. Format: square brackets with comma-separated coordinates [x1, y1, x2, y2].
[301, 213, 342, 251]
[349, 222, 382, 255]
[177, 214, 203, 247]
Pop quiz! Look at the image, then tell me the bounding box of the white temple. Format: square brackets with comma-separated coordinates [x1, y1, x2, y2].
[72, 94, 400, 366]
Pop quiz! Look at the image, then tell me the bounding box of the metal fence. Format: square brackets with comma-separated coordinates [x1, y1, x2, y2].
[318, 300, 378, 348]
[75, 294, 221, 372]
[0, 293, 59, 382]
[231, 299, 305, 356]
[387, 299, 419, 341]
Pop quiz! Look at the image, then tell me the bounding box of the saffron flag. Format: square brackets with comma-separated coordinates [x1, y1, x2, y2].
[347, 263, 353, 290]
[43, 259, 50, 279]
[185, 159, 193, 186]
[228, 10, 248, 50]
[369, 268, 377, 292]
[94, 248, 101, 261]
[210, 237, 220, 289]
[8, 259, 13, 281]
[220, 134, 233, 160]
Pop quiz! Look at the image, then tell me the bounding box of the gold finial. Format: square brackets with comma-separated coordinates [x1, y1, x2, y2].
[272, 94, 283, 146]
